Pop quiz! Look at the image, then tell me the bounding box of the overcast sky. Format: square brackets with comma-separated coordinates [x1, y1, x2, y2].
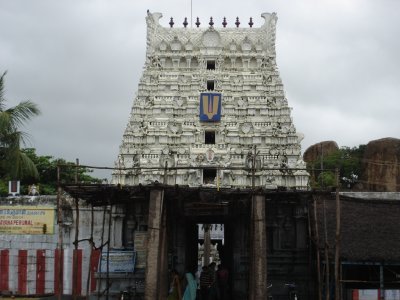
[1, 0, 399, 179]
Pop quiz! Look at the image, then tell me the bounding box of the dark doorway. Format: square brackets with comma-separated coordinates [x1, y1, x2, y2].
[181, 215, 241, 299]
[167, 193, 251, 300]
[207, 60, 216, 70]
[207, 80, 215, 91]
[205, 131, 216, 144]
[203, 169, 217, 185]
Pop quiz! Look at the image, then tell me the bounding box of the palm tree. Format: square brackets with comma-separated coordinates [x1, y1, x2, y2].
[0, 71, 41, 179]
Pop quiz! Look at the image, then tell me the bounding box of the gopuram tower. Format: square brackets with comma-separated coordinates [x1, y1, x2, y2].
[113, 12, 309, 189]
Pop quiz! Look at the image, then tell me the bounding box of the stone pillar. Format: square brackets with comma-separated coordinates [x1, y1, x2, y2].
[144, 189, 168, 300]
[111, 205, 125, 248]
[158, 197, 169, 300]
[249, 194, 267, 300]
[203, 224, 211, 266]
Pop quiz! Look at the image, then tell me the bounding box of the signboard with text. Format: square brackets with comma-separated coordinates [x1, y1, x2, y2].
[0, 206, 55, 234]
[134, 231, 148, 268]
[99, 251, 136, 273]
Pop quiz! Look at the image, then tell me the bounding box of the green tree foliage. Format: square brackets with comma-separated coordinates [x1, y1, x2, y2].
[0, 71, 41, 180]
[0, 148, 101, 196]
[0, 180, 8, 196]
[309, 145, 366, 190]
[19, 148, 101, 195]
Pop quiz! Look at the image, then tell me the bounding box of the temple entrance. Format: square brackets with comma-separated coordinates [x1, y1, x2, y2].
[167, 194, 251, 300]
[198, 223, 225, 267]
[181, 219, 236, 299]
[183, 221, 230, 270]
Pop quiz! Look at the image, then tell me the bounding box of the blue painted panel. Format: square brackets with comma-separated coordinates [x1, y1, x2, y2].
[199, 93, 222, 122]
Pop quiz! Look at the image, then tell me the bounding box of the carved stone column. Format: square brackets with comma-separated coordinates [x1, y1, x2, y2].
[203, 224, 211, 266]
[249, 194, 267, 300]
[111, 205, 125, 248]
[144, 189, 168, 300]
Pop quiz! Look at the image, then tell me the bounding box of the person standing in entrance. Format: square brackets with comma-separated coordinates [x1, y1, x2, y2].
[216, 264, 229, 300]
[208, 262, 218, 300]
[167, 269, 182, 300]
[199, 266, 212, 300]
[182, 271, 197, 300]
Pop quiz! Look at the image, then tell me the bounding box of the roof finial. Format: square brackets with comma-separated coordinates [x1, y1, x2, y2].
[235, 17, 240, 28]
[169, 17, 174, 28]
[249, 17, 254, 28]
[183, 17, 188, 28]
[209, 17, 214, 27]
[195, 17, 200, 27]
[222, 17, 227, 28]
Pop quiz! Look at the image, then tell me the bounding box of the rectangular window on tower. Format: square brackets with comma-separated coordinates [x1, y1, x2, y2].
[207, 80, 215, 91]
[203, 169, 216, 185]
[205, 131, 215, 144]
[207, 60, 216, 70]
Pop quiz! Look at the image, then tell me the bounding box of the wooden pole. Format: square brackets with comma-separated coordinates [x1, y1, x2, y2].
[106, 203, 112, 300]
[323, 198, 330, 300]
[320, 143, 324, 188]
[335, 168, 341, 300]
[75, 158, 79, 183]
[57, 165, 63, 300]
[251, 146, 256, 190]
[313, 196, 322, 300]
[249, 147, 256, 299]
[85, 205, 94, 298]
[73, 159, 79, 300]
[73, 197, 79, 299]
[97, 206, 107, 299]
[163, 161, 168, 184]
[380, 263, 385, 300]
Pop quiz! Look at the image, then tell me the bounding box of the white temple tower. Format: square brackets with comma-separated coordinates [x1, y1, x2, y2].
[113, 12, 309, 189]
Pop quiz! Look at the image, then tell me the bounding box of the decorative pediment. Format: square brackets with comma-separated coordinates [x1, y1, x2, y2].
[255, 39, 263, 52]
[159, 41, 167, 51]
[229, 39, 237, 51]
[241, 122, 253, 134]
[241, 37, 252, 52]
[185, 41, 193, 51]
[202, 29, 221, 48]
[170, 36, 182, 51]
